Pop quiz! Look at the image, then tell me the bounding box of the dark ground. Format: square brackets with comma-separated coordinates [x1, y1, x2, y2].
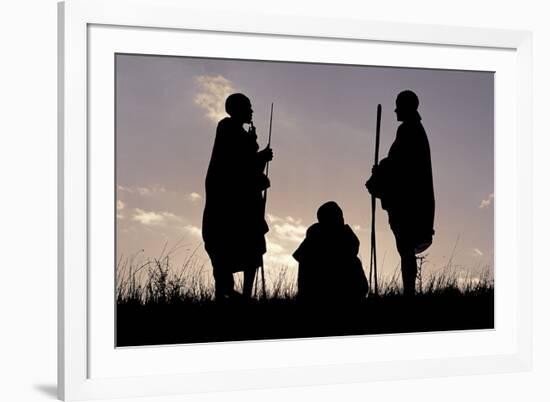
[116, 292, 494, 347]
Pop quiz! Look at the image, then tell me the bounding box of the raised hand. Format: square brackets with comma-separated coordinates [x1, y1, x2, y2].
[259, 146, 273, 163]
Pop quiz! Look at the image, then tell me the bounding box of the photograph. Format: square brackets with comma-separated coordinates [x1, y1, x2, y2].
[114, 54, 494, 347]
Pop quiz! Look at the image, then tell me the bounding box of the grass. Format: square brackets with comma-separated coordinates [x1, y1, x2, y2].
[116, 244, 214, 306]
[116, 245, 494, 346]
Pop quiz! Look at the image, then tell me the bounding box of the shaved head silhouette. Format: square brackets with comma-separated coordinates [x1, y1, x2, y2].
[225, 93, 250, 116]
[396, 90, 419, 111]
[395, 90, 421, 122]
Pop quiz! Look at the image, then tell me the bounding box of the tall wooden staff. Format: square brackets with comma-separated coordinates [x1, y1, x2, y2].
[259, 103, 274, 299]
[369, 104, 382, 296]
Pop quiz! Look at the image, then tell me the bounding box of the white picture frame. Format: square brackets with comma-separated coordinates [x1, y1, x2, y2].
[58, 0, 533, 400]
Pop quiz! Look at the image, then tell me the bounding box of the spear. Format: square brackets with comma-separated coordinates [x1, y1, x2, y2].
[258, 103, 274, 299]
[264, 103, 274, 193]
[369, 104, 382, 296]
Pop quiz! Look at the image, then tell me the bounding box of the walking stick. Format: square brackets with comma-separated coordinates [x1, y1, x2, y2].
[369, 104, 382, 296]
[258, 103, 274, 299]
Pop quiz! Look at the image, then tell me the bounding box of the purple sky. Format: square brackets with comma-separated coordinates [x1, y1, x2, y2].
[115, 54, 494, 290]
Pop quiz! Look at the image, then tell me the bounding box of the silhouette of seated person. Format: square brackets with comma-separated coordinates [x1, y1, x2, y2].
[202, 93, 273, 301]
[366, 90, 434, 297]
[292, 201, 368, 304]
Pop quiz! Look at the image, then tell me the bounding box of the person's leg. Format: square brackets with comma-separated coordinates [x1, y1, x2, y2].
[212, 261, 234, 300]
[396, 237, 417, 296]
[401, 251, 417, 296]
[243, 267, 257, 299]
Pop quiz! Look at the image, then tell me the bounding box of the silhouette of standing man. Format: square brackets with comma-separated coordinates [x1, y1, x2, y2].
[202, 93, 273, 301]
[366, 90, 435, 296]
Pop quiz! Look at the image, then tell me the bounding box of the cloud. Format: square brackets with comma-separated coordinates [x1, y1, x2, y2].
[181, 224, 202, 238]
[118, 185, 166, 196]
[473, 248, 484, 257]
[194, 75, 235, 123]
[132, 208, 182, 226]
[117, 200, 125, 219]
[267, 214, 283, 223]
[285, 216, 301, 224]
[187, 192, 202, 202]
[479, 193, 494, 209]
[264, 238, 296, 267]
[135, 186, 165, 196]
[266, 238, 285, 254]
[130, 208, 202, 241]
[261, 215, 309, 269]
[272, 218, 308, 244]
[264, 252, 297, 268]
